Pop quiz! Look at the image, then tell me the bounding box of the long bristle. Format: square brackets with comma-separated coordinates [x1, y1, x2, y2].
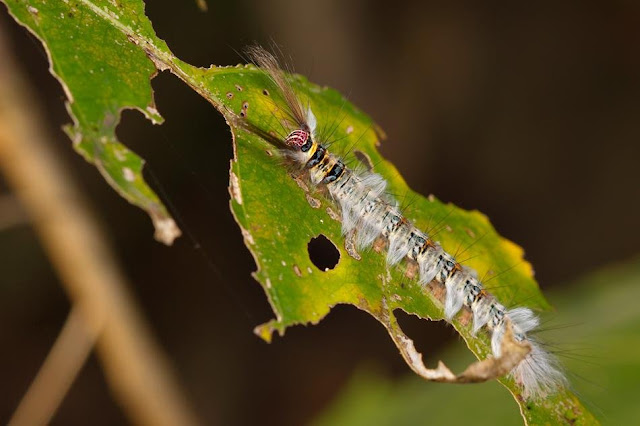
[245, 45, 308, 130]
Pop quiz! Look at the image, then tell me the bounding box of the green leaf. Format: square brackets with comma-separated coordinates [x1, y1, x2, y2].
[3, 0, 180, 243]
[2, 1, 596, 423]
[220, 71, 596, 425]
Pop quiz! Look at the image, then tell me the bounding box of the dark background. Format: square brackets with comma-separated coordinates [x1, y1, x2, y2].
[1, 1, 638, 424]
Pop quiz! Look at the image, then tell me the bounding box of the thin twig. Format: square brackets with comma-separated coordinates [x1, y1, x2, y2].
[0, 26, 199, 426]
[9, 306, 99, 426]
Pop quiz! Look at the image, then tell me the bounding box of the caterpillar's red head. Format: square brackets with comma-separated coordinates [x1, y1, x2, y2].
[285, 129, 312, 151]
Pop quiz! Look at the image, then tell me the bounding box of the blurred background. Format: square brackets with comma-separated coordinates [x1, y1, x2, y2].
[1, 0, 639, 424]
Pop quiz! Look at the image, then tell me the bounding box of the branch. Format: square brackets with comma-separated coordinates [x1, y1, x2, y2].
[0, 26, 199, 426]
[9, 307, 98, 426]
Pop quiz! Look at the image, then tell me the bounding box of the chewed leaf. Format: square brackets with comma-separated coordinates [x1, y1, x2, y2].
[205, 68, 594, 423]
[2, 2, 596, 423]
[4, 0, 180, 244]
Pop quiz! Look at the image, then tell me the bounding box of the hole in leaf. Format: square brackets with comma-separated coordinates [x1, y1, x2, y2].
[393, 309, 457, 356]
[308, 234, 340, 271]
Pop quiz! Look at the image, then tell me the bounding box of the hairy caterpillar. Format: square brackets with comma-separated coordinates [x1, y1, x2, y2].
[237, 45, 567, 400]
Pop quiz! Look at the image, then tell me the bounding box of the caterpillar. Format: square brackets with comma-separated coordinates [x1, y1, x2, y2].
[238, 45, 566, 400]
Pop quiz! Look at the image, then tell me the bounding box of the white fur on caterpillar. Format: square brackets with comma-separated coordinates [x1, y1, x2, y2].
[308, 145, 565, 398]
[244, 46, 567, 400]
